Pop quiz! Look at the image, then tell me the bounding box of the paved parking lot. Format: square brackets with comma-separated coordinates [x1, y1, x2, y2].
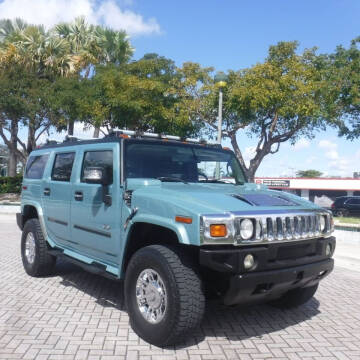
[1, 214, 360, 360]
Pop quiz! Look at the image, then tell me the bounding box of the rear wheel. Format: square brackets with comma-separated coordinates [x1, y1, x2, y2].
[125, 245, 205, 346]
[269, 284, 318, 308]
[21, 218, 56, 277]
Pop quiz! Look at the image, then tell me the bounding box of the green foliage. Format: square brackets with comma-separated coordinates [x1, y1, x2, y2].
[296, 169, 323, 178]
[73, 55, 213, 137]
[201, 41, 339, 181]
[0, 174, 22, 193]
[325, 38, 360, 139]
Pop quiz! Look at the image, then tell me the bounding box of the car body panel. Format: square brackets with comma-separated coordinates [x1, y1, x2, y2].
[20, 138, 334, 281]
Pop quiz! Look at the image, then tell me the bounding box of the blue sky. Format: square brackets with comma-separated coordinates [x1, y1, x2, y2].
[1, 0, 360, 176]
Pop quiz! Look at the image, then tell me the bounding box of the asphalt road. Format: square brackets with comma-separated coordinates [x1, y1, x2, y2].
[1, 214, 360, 360]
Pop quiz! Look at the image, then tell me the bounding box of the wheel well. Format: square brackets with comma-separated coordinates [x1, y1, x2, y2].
[122, 222, 194, 273]
[23, 205, 38, 224]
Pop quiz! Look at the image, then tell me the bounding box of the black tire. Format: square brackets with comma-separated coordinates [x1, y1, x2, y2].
[269, 284, 318, 308]
[124, 245, 205, 346]
[336, 209, 349, 217]
[21, 218, 56, 277]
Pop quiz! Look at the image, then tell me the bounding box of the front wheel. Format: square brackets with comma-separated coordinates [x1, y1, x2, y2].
[125, 245, 205, 346]
[269, 284, 319, 308]
[21, 218, 56, 277]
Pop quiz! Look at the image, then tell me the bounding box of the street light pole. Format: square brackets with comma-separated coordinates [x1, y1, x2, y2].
[217, 87, 223, 144]
[214, 72, 227, 179]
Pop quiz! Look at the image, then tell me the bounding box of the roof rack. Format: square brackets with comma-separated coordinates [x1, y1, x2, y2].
[106, 129, 219, 147]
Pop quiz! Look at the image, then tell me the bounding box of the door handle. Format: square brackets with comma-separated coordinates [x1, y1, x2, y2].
[74, 191, 83, 201]
[43, 188, 50, 196]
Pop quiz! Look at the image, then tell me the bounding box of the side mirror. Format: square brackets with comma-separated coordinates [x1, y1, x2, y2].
[83, 167, 111, 186]
[83, 167, 112, 206]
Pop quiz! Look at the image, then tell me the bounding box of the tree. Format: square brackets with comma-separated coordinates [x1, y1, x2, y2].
[0, 17, 133, 175]
[74, 55, 212, 137]
[296, 170, 323, 178]
[54, 17, 133, 136]
[324, 38, 360, 139]
[201, 42, 339, 182]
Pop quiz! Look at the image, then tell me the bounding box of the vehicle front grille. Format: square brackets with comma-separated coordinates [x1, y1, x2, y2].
[235, 212, 333, 243]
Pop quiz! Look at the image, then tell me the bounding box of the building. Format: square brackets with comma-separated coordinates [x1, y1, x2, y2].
[255, 177, 360, 208]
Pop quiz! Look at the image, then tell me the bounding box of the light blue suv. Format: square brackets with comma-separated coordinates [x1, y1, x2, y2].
[17, 130, 335, 346]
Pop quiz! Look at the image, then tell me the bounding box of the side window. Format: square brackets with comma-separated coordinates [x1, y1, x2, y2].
[81, 150, 113, 184]
[348, 198, 360, 205]
[25, 154, 49, 179]
[51, 152, 75, 182]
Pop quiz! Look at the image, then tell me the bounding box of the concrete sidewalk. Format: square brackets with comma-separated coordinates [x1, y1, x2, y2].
[1, 213, 360, 360]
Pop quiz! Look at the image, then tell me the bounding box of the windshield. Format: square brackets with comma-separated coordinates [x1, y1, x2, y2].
[124, 141, 246, 184]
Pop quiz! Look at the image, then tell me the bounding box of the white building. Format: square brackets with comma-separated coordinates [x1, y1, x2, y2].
[255, 177, 360, 208]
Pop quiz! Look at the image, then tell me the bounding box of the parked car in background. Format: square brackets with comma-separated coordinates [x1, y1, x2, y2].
[331, 196, 360, 217]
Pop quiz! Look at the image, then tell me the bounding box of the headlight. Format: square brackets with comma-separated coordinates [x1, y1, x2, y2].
[320, 215, 326, 232]
[240, 218, 254, 240]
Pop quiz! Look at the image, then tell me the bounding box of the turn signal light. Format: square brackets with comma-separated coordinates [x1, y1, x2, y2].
[175, 216, 192, 224]
[210, 224, 227, 237]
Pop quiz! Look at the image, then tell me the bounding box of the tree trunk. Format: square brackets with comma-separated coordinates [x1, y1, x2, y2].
[246, 171, 255, 183]
[8, 120, 19, 176]
[27, 122, 36, 154]
[93, 127, 100, 138]
[7, 151, 17, 177]
[68, 120, 74, 136]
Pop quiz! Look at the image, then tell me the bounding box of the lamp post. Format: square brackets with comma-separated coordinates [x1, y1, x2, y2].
[214, 72, 228, 179]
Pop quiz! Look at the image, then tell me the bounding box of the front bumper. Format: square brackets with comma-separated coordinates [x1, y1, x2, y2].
[199, 237, 335, 305]
[223, 258, 333, 305]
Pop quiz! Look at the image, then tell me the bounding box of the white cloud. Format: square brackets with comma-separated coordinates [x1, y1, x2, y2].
[325, 150, 339, 160]
[292, 138, 310, 151]
[318, 139, 337, 150]
[243, 146, 256, 167]
[0, 0, 160, 36]
[317, 139, 340, 161]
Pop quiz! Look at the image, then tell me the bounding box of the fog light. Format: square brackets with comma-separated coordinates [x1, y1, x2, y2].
[326, 243, 332, 256]
[244, 254, 255, 270]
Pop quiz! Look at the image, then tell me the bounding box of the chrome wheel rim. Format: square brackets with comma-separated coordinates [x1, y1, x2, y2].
[25, 232, 36, 264]
[136, 269, 167, 324]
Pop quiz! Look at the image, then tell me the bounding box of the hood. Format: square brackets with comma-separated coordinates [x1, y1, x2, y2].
[130, 180, 320, 216]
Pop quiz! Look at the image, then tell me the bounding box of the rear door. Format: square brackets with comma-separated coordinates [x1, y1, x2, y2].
[70, 143, 121, 265]
[42, 151, 76, 247]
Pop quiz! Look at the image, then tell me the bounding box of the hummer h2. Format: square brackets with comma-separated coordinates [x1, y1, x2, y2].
[17, 130, 335, 346]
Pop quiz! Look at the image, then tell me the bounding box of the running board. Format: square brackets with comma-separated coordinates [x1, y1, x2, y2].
[48, 248, 120, 281]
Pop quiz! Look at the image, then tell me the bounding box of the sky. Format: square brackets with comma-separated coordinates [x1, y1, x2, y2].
[1, 0, 360, 177]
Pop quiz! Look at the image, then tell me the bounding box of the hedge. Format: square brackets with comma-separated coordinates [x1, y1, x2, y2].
[0, 175, 23, 194]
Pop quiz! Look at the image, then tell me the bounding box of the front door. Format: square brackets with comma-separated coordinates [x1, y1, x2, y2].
[70, 144, 121, 265]
[42, 151, 76, 247]
[346, 198, 360, 216]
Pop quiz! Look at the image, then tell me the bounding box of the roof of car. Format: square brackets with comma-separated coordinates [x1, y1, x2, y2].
[34, 132, 225, 153]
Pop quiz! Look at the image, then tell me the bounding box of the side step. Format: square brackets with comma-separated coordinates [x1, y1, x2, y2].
[48, 248, 120, 281]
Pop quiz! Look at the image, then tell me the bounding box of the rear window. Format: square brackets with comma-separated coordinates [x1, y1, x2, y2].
[25, 154, 49, 179]
[51, 152, 75, 182]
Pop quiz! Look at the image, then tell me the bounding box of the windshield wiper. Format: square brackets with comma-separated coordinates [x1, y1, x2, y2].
[157, 177, 188, 184]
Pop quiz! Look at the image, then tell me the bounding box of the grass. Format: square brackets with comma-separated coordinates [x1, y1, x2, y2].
[335, 217, 360, 225]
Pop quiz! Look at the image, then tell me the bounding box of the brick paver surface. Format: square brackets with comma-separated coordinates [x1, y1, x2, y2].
[1, 215, 360, 359]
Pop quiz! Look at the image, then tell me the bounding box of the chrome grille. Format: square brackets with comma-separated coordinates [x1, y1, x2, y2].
[236, 212, 332, 243]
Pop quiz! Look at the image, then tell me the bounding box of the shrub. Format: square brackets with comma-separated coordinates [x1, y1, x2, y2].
[0, 174, 23, 194]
